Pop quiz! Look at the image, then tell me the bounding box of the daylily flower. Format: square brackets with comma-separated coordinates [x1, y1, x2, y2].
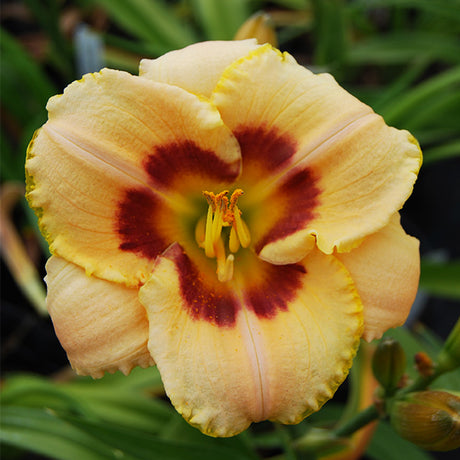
[26, 40, 422, 437]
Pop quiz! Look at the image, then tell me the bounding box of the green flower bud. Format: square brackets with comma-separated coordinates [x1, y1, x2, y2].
[372, 337, 406, 394]
[390, 391, 460, 451]
[437, 317, 460, 373]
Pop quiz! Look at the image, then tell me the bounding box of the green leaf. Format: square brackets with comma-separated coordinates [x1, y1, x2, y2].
[405, 92, 460, 131]
[2, 371, 172, 433]
[371, 60, 430, 113]
[380, 66, 460, 126]
[61, 414, 256, 460]
[415, 127, 460, 146]
[0, 28, 57, 106]
[87, 0, 197, 54]
[366, 420, 433, 460]
[348, 32, 460, 66]
[0, 28, 55, 134]
[191, 0, 251, 40]
[311, 0, 347, 69]
[0, 407, 118, 460]
[352, 0, 460, 22]
[66, 389, 173, 432]
[23, 0, 74, 79]
[1, 376, 91, 416]
[269, 0, 309, 9]
[423, 139, 460, 164]
[0, 29, 52, 181]
[155, 411, 257, 458]
[62, 363, 163, 392]
[420, 260, 460, 300]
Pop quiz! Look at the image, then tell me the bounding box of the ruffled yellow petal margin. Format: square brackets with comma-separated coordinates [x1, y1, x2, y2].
[45, 256, 153, 378]
[139, 244, 363, 437]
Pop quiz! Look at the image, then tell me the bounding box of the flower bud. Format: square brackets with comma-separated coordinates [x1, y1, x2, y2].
[390, 391, 460, 451]
[437, 317, 460, 373]
[234, 12, 278, 47]
[372, 337, 406, 394]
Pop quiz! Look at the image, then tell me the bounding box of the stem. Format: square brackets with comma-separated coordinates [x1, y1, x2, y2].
[397, 368, 443, 397]
[295, 405, 380, 454]
[333, 405, 380, 438]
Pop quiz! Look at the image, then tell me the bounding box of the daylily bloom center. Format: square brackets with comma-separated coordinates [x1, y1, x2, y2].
[196, 189, 251, 283]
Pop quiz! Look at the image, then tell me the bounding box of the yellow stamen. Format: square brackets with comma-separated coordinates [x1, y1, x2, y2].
[198, 188, 251, 282]
[211, 196, 225, 247]
[204, 204, 215, 257]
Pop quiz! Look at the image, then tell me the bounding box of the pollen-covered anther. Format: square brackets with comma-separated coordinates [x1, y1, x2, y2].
[198, 189, 251, 282]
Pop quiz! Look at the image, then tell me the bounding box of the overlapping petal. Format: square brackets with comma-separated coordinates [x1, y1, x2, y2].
[26, 68, 241, 286]
[337, 214, 420, 341]
[139, 39, 260, 97]
[211, 45, 422, 262]
[45, 256, 153, 378]
[139, 243, 363, 437]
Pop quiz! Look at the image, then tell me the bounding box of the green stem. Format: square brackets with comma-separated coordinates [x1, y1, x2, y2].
[295, 405, 380, 453]
[397, 368, 443, 397]
[333, 405, 380, 438]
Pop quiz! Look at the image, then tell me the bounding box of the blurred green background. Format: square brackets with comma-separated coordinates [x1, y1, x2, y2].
[1, 0, 459, 459]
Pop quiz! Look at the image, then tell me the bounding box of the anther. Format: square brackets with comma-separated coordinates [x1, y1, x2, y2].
[233, 206, 251, 248]
[229, 226, 240, 253]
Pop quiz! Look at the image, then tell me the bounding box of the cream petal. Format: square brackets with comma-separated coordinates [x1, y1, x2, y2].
[337, 214, 420, 341]
[212, 45, 421, 261]
[139, 39, 260, 97]
[45, 256, 153, 378]
[139, 243, 363, 436]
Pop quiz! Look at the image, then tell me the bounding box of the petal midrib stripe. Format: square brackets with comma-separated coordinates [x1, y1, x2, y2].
[44, 123, 193, 214]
